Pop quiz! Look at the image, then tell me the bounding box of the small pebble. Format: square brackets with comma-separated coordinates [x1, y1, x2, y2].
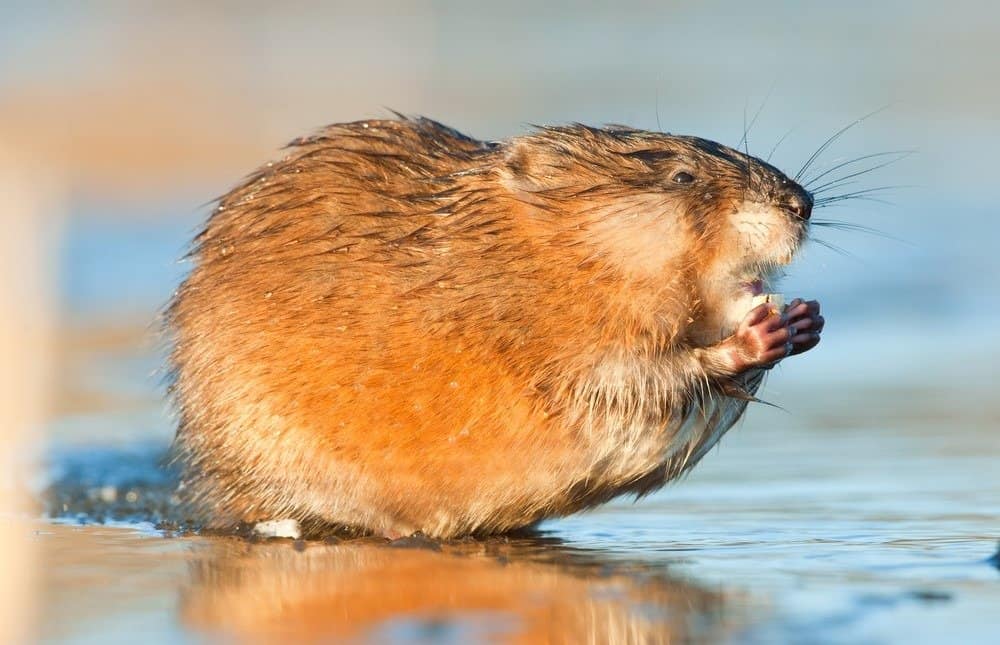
[388, 533, 442, 552]
[253, 518, 301, 539]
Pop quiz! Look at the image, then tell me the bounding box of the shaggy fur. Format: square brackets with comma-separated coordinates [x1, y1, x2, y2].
[167, 117, 811, 538]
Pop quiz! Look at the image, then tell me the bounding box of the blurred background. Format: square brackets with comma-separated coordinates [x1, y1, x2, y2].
[1, 1, 997, 643]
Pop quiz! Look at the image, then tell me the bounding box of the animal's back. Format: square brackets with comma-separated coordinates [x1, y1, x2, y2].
[171, 120, 610, 536]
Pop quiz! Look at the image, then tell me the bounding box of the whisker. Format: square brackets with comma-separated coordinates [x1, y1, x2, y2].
[809, 152, 915, 194]
[811, 219, 912, 244]
[739, 102, 751, 201]
[812, 219, 885, 234]
[815, 185, 908, 204]
[812, 179, 859, 196]
[766, 127, 795, 163]
[741, 99, 750, 158]
[809, 237, 865, 262]
[813, 176, 871, 196]
[655, 86, 662, 132]
[814, 195, 894, 208]
[737, 86, 773, 155]
[804, 150, 914, 188]
[794, 105, 891, 182]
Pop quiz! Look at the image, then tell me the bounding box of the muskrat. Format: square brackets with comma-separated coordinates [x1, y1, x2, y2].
[167, 116, 824, 538]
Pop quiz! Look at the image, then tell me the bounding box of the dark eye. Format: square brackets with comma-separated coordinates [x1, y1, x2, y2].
[672, 171, 696, 184]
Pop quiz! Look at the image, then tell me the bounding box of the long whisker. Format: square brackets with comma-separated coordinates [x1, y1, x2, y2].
[737, 86, 774, 155]
[655, 86, 662, 132]
[809, 152, 916, 194]
[814, 195, 894, 208]
[741, 99, 750, 157]
[804, 150, 914, 188]
[794, 105, 891, 182]
[813, 179, 858, 195]
[815, 185, 908, 205]
[811, 219, 887, 235]
[739, 102, 751, 202]
[766, 127, 795, 163]
[811, 219, 912, 244]
[813, 177, 868, 196]
[809, 237, 865, 262]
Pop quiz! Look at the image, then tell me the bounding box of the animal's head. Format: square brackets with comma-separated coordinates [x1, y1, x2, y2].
[499, 125, 812, 339]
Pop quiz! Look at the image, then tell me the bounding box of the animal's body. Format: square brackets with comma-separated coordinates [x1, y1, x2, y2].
[168, 117, 822, 538]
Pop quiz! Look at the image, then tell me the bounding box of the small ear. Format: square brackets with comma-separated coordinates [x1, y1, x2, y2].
[502, 140, 534, 178]
[497, 140, 561, 201]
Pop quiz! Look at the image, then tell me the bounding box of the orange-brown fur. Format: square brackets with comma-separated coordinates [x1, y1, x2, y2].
[167, 117, 812, 538]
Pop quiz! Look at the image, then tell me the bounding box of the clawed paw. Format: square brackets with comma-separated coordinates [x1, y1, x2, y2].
[731, 298, 823, 371]
[784, 298, 824, 357]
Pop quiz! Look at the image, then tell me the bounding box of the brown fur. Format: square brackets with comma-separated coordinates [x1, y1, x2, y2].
[167, 117, 811, 538]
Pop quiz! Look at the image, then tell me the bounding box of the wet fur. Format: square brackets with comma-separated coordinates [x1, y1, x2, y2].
[167, 117, 806, 538]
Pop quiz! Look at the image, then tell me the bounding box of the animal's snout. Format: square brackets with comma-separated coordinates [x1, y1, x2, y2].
[779, 185, 813, 221]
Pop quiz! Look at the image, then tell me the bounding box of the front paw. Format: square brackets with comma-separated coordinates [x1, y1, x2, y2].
[784, 298, 824, 356]
[693, 299, 823, 377]
[729, 302, 797, 370]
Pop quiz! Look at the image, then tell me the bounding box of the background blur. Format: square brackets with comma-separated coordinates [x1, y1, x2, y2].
[1, 2, 997, 643]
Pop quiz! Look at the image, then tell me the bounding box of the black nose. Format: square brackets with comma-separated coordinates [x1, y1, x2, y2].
[781, 185, 813, 221]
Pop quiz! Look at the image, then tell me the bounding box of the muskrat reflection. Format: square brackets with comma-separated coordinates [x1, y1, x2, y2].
[180, 537, 743, 643]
